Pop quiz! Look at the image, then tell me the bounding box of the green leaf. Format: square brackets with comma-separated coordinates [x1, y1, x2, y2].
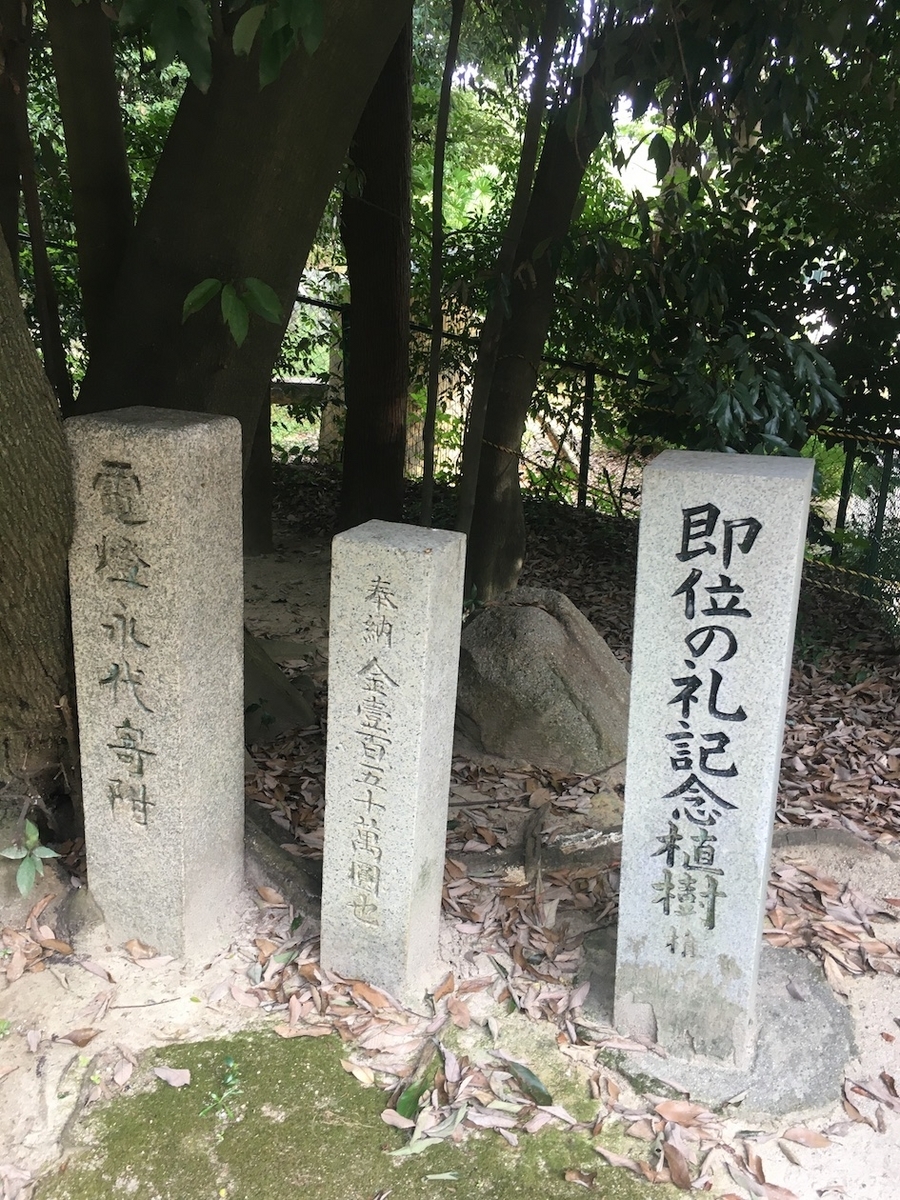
[1, 846, 27, 860]
[24, 819, 40, 850]
[33, 846, 61, 859]
[221, 284, 250, 347]
[242, 277, 282, 323]
[396, 1075, 430, 1120]
[233, 5, 267, 56]
[296, 0, 324, 55]
[648, 132, 671, 180]
[182, 278, 222, 321]
[16, 855, 36, 897]
[502, 1059, 553, 1106]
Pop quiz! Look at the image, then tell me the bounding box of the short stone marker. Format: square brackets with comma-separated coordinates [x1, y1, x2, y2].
[67, 408, 244, 959]
[320, 520, 465, 1003]
[614, 450, 813, 1067]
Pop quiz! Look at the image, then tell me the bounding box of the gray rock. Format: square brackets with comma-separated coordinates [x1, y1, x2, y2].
[456, 587, 630, 774]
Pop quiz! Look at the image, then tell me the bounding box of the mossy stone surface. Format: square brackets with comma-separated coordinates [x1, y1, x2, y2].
[36, 1031, 673, 1200]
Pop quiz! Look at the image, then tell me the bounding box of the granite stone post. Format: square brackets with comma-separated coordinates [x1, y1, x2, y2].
[67, 408, 244, 959]
[614, 451, 813, 1067]
[320, 520, 465, 1002]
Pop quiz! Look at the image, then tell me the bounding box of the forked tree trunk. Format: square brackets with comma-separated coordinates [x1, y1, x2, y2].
[0, 234, 74, 798]
[466, 48, 610, 600]
[336, 21, 412, 532]
[76, 0, 413, 473]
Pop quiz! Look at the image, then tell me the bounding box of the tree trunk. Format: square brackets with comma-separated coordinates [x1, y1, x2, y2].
[76, 0, 413, 475]
[419, 0, 464, 528]
[243, 392, 274, 554]
[0, 233, 74, 800]
[466, 54, 610, 600]
[0, 0, 22, 273]
[336, 21, 412, 532]
[46, 0, 133, 351]
[456, 0, 564, 542]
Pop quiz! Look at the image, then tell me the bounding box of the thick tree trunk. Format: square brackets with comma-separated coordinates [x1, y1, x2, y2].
[466, 61, 609, 600]
[0, 0, 22, 272]
[0, 234, 74, 799]
[76, 0, 413, 474]
[46, 0, 133, 351]
[336, 21, 412, 532]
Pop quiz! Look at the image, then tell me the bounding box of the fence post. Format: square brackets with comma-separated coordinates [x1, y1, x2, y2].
[577, 366, 595, 510]
[864, 444, 894, 596]
[831, 438, 856, 563]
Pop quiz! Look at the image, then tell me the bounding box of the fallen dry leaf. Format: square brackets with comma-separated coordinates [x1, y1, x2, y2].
[256, 885, 286, 906]
[655, 1099, 713, 1127]
[153, 1066, 191, 1088]
[273, 1023, 332, 1038]
[447, 995, 471, 1029]
[594, 1145, 641, 1173]
[123, 938, 157, 961]
[563, 1169, 596, 1188]
[25, 1030, 40, 1053]
[80, 960, 114, 982]
[56, 1027, 99, 1047]
[113, 1060, 134, 1087]
[381, 1108, 416, 1130]
[781, 1126, 831, 1148]
[37, 938, 73, 956]
[662, 1141, 692, 1189]
[230, 985, 260, 1008]
[433, 972, 455, 1002]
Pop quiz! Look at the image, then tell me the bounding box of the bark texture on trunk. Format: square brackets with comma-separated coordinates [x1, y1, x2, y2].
[46, 0, 133, 351]
[466, 69, 608, 601]
[77, 0, 413, 471]
[336, 21, 412, 532]
[0, 234, 74, 795]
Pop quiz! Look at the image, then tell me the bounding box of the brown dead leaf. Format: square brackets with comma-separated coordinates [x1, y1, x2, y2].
[56, 1027, 99, 1047]
[254, 937, 278, 961]
[113, 1060, 134, 1087]
[340, 1059, 375, 1087]
[662, 1140, 692, 1189]
[781, 1126, 831, 1148]
[6, 950, 26, 982]
[433, 972, 455, 1002]
[0, 1063, 17, 1082]
[563, 1169, 596, 1187]
[625, 1119, 656, 1141]
[256, 885, 286, 906]
[447, 995, 471, 1029]
[230, 985, 260, 1008]
[25, 1030, 40, 1053]
[350, 980, 392, 1009]
[38, 938, 73, 956]
[655, 1099, 712, 1127]
[593, 1145, 640, 1173]
[153, 1066, 191, 1088]
[123, 938, 157, 961]
[80, 960, 114, 982]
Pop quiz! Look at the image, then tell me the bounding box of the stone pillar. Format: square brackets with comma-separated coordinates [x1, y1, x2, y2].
[67, 408, 244, 959]
[321, 520, 465, 1003]
[614, 451, 813, 1066]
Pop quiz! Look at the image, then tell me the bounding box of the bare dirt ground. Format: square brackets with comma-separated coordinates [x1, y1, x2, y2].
[2, 465, 900, 1200]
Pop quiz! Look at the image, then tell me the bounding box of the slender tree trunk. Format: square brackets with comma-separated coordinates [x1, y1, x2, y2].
[456, 0, 564, 542]
[0, 0, 22, 273]
[76, 0, 413, 475]
[419, 0, 464, 528]
[336, 21, 412, 532]
[466, 49, 610, 600]
[46, 0, 133, 351]
[243, 391, 274, 554]
[0, 232, 74, 800]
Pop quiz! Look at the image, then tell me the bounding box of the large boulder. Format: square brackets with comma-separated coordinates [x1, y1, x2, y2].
[456, 587, 629, 773]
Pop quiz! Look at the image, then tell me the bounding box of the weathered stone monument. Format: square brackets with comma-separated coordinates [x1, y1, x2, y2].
[320, 520, 465, 1002]
[67, 408, 244, 959]
[615, 450, 813, 1071]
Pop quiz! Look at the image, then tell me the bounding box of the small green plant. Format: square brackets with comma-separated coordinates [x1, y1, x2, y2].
[0, 1019, 11, 1037]
[200, 1056, 243, 1120]
[1, 819, 60, 896]
[182, 276, 282, 347]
